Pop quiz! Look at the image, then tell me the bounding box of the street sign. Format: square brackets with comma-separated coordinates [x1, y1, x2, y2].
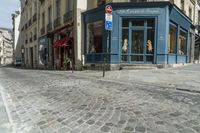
[105, 5, 113, 14]
[105, 21, 112, 31]
[105, 13, 112, 21]
[105, 13, 113, 31]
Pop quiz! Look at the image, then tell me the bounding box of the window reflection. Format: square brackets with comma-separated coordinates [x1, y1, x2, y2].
[179, 31, 186, 55]
[87, 21, 103, 53]
[168, 25, 177, 54]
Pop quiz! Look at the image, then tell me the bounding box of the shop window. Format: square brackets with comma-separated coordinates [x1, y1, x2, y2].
[179, 30, 187, 55]
[168, 25, 177, 54]
[87, 21, 103, 53]
[147, 19, 155, 27]
[122, 29, 129, 54]
[122, 19, 129, 27]
[121, 29, 129, 62]
[132, 19, 144, 26]
[189, 7, 192, 20]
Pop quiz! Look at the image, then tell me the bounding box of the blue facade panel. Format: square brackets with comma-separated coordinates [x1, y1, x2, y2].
[168, 55, 176, 64]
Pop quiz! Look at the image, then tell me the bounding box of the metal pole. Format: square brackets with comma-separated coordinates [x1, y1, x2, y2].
[103, 31, 109, 77]
[198, 45, 200, 63]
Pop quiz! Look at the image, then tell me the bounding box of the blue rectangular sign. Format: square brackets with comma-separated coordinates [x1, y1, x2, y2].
[105, 21, 112, 31]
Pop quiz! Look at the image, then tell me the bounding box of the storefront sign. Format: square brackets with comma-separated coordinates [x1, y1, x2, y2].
[117, 8, 160, 15]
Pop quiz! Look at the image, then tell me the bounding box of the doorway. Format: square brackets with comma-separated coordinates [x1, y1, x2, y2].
[121, 18, 155, 64]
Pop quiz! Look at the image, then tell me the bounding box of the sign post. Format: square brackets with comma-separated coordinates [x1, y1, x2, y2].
[103, 5, 113, 77]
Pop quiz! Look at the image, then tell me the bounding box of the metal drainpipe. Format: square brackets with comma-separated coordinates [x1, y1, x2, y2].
[199, 44, 200, 63]
[52, 0, 55, 69]
[37, 0, 40, 69]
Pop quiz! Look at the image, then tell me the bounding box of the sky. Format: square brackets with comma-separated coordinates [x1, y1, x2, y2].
[0, 0, 20, 29]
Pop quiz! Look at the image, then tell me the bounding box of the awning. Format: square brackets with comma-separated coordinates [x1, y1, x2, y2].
[52, 37, 73, 48]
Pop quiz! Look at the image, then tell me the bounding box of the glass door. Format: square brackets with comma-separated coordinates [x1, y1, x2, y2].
[130, 30, 145, 63]
[121, 18, 155, 64]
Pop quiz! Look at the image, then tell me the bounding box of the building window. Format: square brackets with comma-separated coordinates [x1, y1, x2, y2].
[34, 1, 37, 14]
[42, 12, 45, 27]
[87, 21, 103, 53]
[97, 0, 106, 6]
[29, 7, 32, 18]
[198, 10, 200, 25]
[48, 6, 52, 23]
[66, 0, 73, 11]
[189, 7, 192, 20]
[56, 0, 61, 18]
[181, 0, 184, 11]
[168, 25, 177, 54]
[179, 30, 187, 55]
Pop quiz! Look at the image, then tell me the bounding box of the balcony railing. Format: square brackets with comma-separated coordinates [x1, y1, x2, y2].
[54, 17, 61, 28]
[33, 14, 37, 22]
[63, 11, 73, 23]
[34, 34, 37, 40]
[41, 27, 45, 35]
[47, 23, 52, 32]
[29, 19, 32, 26]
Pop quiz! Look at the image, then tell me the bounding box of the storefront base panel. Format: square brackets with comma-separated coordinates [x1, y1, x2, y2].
[168, 55, 176, 64]
[83, 63, 191, 71]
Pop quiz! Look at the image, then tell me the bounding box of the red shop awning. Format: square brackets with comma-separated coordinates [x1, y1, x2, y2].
[52, 37, 73, 48]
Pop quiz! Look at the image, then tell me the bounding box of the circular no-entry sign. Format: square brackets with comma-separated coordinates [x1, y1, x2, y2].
[105, 5, 113, 14]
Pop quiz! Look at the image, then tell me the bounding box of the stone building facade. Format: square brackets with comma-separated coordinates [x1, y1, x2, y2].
[0, 28, 13, 66]
[20, 0, 38, 68]
[18, 0, 197, 70]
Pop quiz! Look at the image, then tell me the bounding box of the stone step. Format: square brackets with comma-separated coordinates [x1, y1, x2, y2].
[120, 64, 158, 70]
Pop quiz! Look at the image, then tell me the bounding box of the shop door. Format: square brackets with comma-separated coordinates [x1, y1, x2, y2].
[130, 30, 145, 63]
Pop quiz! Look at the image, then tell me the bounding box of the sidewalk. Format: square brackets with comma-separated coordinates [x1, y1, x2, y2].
[0, 93, 11, 133]
[63, 64, 200, 93]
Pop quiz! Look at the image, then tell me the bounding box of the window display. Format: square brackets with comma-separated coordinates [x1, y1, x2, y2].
[168, 25, 177, 54]
[179, 30, 186, 55]
[87, 21, 103, 53]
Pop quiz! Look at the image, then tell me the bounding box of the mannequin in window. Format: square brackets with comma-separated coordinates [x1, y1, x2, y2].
[147, 40, 153, 54]
[90, 44, 96, 53]
[122, 38, 128, 53]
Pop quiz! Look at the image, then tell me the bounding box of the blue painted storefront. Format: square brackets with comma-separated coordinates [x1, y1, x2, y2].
[83, 2, 193, 65]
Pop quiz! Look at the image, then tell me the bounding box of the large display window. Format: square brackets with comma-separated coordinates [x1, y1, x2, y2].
[179, 30, 187, 55]
[168, 25, 177, 54]
[87, 21, 103, 53]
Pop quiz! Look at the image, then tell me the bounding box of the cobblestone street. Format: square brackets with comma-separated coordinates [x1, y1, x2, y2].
[0, 67, 200, 133]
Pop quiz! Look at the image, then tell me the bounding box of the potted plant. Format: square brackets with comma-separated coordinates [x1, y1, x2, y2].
[63, 57, 70, 70]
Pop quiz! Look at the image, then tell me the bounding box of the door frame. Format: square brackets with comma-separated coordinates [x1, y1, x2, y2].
[120, 17, 156, 64]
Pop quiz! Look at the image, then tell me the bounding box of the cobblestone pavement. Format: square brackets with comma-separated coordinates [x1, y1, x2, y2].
[0, 67, 200, 133]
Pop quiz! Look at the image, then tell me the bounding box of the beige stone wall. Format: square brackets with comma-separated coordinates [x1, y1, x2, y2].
[21, 0, 38, 68]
